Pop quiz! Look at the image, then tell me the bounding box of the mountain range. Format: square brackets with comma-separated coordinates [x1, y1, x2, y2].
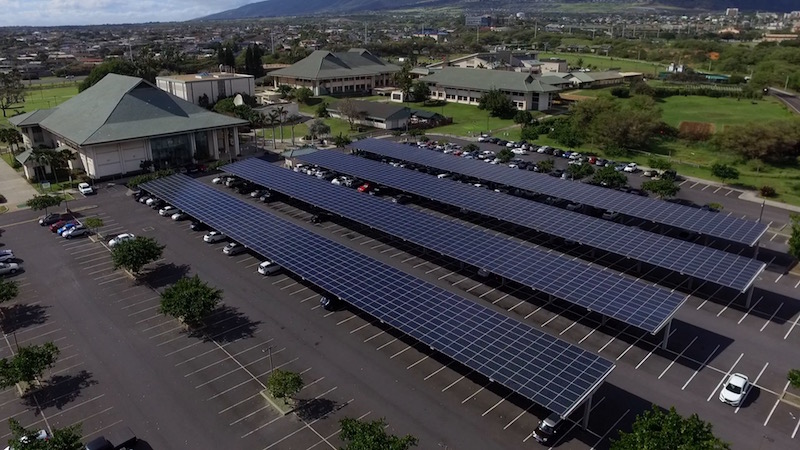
[197, 0, 798, 21]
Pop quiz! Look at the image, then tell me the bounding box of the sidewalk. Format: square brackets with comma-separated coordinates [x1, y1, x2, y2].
[0, 155, 39, 213]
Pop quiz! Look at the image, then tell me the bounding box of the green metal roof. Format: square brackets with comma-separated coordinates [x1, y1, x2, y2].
[420, 68, 562, 94]
[8, 109, 54, 127]
[36, 73, 246, 146]
[15, 148, 32, 164]
[270, 49, 400, 81]
[330, 100, 410, 121]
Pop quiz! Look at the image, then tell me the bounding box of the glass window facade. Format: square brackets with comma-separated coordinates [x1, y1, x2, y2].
[150, 134, 192, 170]
[194, 131, 210, 161]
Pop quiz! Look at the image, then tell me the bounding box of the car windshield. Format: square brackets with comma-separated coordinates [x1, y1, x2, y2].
[726, 383, 742, 394]
[538, 423, 554, 433]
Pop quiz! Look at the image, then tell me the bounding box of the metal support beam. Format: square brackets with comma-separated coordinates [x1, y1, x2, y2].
[635, 261, 641, 273]
[753, 243, 760, 260]
[601, 316, 608, 326]
[582, 394, 593, 429]
[687, 278, 693, 290]
[745, 286, 754, 309]
[661, 319, 671, 349]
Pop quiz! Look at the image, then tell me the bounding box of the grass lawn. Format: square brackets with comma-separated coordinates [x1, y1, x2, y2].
[657, 96, 793, 130]
[1, 84, 79, 128]
[253, 116, 361, 143]
[0, 152, 20, 171]
[407, 101, 519, 137]
[539, 52, 662, 76]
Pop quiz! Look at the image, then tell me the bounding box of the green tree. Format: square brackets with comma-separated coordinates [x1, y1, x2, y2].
[648, 158, 673, 171]
[286, 114, 302, 146]
[31, 148, 75, 184]
[0, 69, 25, 117]
[339, 417, 419, 450]
[333, 133, 352, 148]
[496, 148, 514, 163]
[83, 217, 104, 239]
[0, 342, 60, 388]
[267, 369, 304, 404]
[0, 279, 19, 310]
[277, 85, 293, 99]
[537, 159, 554, 173]
[0, 128, 23, 153]
[78, 59, 138, 92]
[591, 166, 628, 188]
[463, 143, 479, 153]
[789, 369, 800, 389]
[337, 98, 366, 130]
[8, 418, 83, 450]
[159, 275, 222, 327]
[315, 102, 329, 118]
[513, 110, 533, 125]
[566, 162, 595, 180]
[393, 62, 414, 101]
[641, 178, 680, 199]
[25, 195, 62, 216]
[293, 87, 313, 105]
[110, 236, 165, 275]
[308, 119, 331, 140]
[267, 110, 281, 148]
[477, 89, 515, 119]
[789, 214, 800, 260]
[710, 163, 739, 185]
[612, 406, 729, 450]
[410, 81, 430, 102]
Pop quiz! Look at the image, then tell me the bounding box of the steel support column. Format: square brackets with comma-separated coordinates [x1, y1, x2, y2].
[661, 319, 671, 349]
[745, 286, 754, 309]
[582, 394, 593, 429]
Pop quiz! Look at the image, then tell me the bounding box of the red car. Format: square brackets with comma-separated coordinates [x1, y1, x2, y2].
[50, 220, 68, 232]
[357, 183, 373, 193]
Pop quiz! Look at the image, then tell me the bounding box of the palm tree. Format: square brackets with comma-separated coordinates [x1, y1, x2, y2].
[275, 106, 287, 142]
[286, 114, 302, 147]
[267, 110, 280, 149]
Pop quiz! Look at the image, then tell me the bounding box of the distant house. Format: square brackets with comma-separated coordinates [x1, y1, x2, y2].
[567, 71, 639, 88]
[9, 74, 246, 180]
[539, 58, 568, 73]
[156, 72, 255, 105]
[420, 67, 561, 111]
[269, 48, 400, 96]
[427, 51, 540, 72]
[328, 100, 410, 130]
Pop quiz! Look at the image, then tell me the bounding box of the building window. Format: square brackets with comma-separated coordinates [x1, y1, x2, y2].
[150, 134, 192, 170]
[194, 131, 210, 160]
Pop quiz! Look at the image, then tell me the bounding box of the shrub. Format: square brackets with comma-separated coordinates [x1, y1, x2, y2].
[790, 369, 800, 389]
[0, 194, 6, 204]
[679, 122, 715, 141]
[610, 87, 630, 98]
[760, 185, 777, 198]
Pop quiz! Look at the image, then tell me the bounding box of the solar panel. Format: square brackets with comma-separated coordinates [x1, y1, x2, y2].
[225, 158, 688, 333]
[140, 174, 614, 418]
[295, 151, 764, 293]
[348, 138, 768, 247]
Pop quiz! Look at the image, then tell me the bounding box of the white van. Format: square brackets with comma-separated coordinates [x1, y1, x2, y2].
[258, 260, 281, 275]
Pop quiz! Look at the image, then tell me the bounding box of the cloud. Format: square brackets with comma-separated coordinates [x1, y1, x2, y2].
[0, 0, 255, 26]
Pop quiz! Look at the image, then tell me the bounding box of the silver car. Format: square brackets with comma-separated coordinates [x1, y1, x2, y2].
[0, 262, 20, 275]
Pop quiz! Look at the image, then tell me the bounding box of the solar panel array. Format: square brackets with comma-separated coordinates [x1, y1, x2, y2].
[349, 138, 768, 247]
[226, 159, 687, 333]
[141, 174, 614, 418]
[296, 151, 765, 293]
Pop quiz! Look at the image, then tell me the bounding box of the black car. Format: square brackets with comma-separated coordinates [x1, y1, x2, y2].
[533, 413, 563, 444]
[310, 213, 331, 224]
[259, 192, 275, 203]
[236, 183, 256, 195]
[319, 296, 341, 311]
[392, 194, 413, 205]
[190, 221, 209, 231]
[39, 213, 63, 226]
[150, 199, 166, 210]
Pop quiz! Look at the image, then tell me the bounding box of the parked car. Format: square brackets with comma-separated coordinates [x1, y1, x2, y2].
[190, 221, 209, 231]
[50, 220, 68, 232]
[602, 211, 620, 221]
[259, 192, 274, 203]
[357, 183, 373, 193]
[222, 242, 245, 255]
[145, 197, 159, 206]
[0, 250, 14, 262]
[39, 213, 63, 225]
[319, 296, 341, 311]
[2, 428, 47, 449]
[158, 206, 179, 217]
[720, 373, 750, 406]
[171, 212, 189, 221]
[623, 163, 638, 173]
[149, 200, 166, 210]
[211, 175, 232, 184]
[310, 213, 331, 224]
[77, 182, 94, 195]
[57, 222, 77, 236]
[63, 225, 89, 239]
[257, 260, 281, 275]
[532, 413, 563, 444]
[250, 189, 267, 198]
[108, 233, 135, 247]
[203, 231, 225, 243]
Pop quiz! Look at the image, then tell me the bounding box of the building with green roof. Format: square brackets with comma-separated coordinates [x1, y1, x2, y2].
[9, 73, 247, 180]
[419, 67, 562, 111]
[269, 48, 400, 96]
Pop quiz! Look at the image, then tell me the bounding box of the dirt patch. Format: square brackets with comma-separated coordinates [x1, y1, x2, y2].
[679, 121, 716, 141]
[559, 93, 594, 102]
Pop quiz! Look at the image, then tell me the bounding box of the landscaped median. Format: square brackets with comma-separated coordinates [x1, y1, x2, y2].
[260, 368, 305, 416]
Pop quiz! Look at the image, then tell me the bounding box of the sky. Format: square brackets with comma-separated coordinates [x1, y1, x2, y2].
[1, 0, 254, 26]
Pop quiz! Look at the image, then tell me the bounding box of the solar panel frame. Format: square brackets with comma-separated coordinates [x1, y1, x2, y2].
[294, 151, 764, 293]
[225, 158, 688, 333]
[348, 138, 768, 247]
[140, 174, 614, 418]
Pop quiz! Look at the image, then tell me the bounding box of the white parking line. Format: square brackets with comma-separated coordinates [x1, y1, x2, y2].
[785, 315, 800, 340]
[682, 344, 720, 390]
[725, 189, 733, 196]
[390, 347, 411, 359]
[336, 315, 357, 326]
[764, 381, 790, 426]
[363, 331, 385, 343]
[442, 375, 466, 392]
[658, 336, 697, 379]
[349, 323, 371, 334]
[690, 182, 700, 188]
[707, 353, 744, 402]
[713, 186, 721, 193]
[579, 329, 596, 344]
[376, 338, 397, 351]
[407, 355, 428, 369]
[738, 296, 764, 324]
[504, 407, 531, 430]
[795, 279, 800, 289]
[775, 274, 784, 283]
[462, 384, 487, 404]
[424, 364, 449, 380]
[589, 409, 630, 450]
[401, 256, 416, 263]
[736, 362, 768, 414]
[279, 282, 298, 290]
[482, 396, 508, 417]
[761, 303, 783, 332]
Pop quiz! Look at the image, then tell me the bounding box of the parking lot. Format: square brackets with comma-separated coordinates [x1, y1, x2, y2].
[2, 158, 799, 449]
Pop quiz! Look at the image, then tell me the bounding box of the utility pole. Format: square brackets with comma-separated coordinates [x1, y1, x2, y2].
[786, 75, 790, 90]
[270, 29, 274, 54]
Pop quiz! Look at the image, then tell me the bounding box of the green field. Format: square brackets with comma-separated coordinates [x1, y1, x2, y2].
[1, 85, 79, 128]
[539, 52, 662, 75]
[657, 96, 793, 130]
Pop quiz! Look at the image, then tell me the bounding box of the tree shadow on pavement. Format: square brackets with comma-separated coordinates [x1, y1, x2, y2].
[294, 398, 340, 421]
[0, 303, 49, 334]
[189, 305, 261, 344]
[23, 370, 97, 412]
[138, 262, 191, 289]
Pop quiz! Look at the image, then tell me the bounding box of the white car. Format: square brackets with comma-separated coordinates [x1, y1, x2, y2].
[3, 429, 48, 450]
[720, 373, 750, 406]
[258, 260, 281, 275]
[108, 233, 135, 247]
[0, 262, 19, 275]
[203, 231, 225, 243]
[211, 175, 231, 184]
[158, 206, 179, 217]
[511, 148, 528, 155]
[63, 226, 89, 239]
[222, 242, 245, 255]
[145, 197, 159, 206]
[623, 163, 638, 173]
[0, 250, 14, 262]
[171, 212, 189, 221]
[77, 182, 94, 195]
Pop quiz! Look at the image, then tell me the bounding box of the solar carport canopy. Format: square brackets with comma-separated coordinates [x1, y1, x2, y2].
[349, 138, 768, 247]
[140, 174, 615, 418]
[297, 150, 765, 293]
[226, 158, 687, 333]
